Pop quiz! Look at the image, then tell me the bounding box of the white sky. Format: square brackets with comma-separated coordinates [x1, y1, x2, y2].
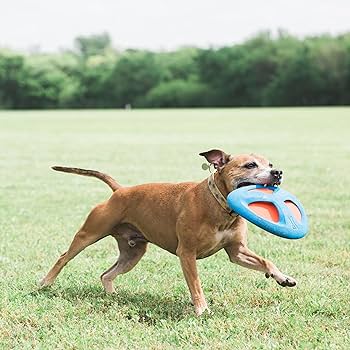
[1, 0, 349, 52]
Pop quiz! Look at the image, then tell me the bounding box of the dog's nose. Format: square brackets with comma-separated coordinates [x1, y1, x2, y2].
[271, 169, 283, 178]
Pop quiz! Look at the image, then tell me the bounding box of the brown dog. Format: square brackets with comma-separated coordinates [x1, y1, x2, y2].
[40, 149, 296, 316]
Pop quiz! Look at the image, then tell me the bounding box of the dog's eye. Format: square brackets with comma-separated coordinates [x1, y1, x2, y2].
[269, 163, 273, 168]
[244, 162, 257, 169]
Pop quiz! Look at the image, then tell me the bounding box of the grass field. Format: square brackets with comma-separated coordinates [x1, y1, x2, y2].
[0, 108, 349, 349]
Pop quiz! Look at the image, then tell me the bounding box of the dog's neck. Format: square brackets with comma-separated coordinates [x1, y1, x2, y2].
[207, 172, 237, 217]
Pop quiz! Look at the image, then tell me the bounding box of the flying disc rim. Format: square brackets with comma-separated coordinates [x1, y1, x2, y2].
[227, 185, 308, 239]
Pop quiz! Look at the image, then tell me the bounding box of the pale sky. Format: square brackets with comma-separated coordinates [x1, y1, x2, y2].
[1, 0, 349, 52]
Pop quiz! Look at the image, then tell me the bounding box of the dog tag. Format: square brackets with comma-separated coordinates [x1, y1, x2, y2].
[227, 185, 308, 239]
[201, 163, 210, 171]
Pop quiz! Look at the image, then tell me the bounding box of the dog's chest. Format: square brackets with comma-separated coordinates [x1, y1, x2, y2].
[214, 229, 234, 245]
[196, 228, 236, 259]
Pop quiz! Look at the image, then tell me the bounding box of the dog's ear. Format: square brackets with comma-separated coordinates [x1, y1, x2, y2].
[199, 149, 231, 171]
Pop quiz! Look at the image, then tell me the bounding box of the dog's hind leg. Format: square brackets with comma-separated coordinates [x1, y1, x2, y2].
[39, 201, 122, 288]
[101, 236, 147, 293]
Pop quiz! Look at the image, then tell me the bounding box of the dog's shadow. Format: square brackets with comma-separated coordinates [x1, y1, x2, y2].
[33, 284, 190, 323]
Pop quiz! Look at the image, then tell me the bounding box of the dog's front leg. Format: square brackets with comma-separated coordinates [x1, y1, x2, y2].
[176, 247, 209, 316]
[225, 243, 297, 287]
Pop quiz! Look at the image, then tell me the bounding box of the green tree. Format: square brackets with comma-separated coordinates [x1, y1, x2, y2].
[0, 52, 26, 108]
[73, 54, 118, 108]
[144, 79, 208, 107]
[74, 33, 112, 58]
[197, 33, 279, 106]
[1, 31, 349, 109]
[108, 51, 162, 107]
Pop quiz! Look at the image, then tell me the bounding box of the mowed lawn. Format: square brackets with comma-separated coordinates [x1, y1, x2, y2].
[0, 108, 349, 349]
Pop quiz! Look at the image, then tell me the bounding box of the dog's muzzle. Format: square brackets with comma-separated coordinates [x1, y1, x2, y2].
[271, 169, 283, 186]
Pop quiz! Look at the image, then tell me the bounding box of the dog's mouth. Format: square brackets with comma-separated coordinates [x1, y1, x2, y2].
[236, 181, 257, 188]
[236, 179, 281, 189]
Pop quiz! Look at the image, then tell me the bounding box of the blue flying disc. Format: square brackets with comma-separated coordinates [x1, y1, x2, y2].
[227, 185, 308, 239]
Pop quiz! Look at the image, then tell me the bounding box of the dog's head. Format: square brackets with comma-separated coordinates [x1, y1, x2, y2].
[200, 149, 283, 192]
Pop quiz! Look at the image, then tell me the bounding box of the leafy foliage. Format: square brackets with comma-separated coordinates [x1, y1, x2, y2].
[1, 31, 349, 108]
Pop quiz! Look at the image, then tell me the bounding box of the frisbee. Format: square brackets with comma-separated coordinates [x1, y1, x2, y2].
[227, 185, 308, 239]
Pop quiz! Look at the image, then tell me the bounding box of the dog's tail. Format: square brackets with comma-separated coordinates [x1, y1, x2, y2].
[52, 166, 121, 192]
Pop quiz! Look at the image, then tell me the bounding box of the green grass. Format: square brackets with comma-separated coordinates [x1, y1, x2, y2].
[0, 108, 349, 349]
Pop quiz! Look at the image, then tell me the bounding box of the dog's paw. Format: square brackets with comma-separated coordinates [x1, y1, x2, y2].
[265, 272, 297, 287]
[194, 302, 210, 317]
[104, 287, 116, 294]
[100, 275, 116, 294]
[38, 277, 52, 289]
[277, 276, 297, 287]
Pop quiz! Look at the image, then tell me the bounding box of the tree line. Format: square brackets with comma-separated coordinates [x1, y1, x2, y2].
[0, 31, 349, 109]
